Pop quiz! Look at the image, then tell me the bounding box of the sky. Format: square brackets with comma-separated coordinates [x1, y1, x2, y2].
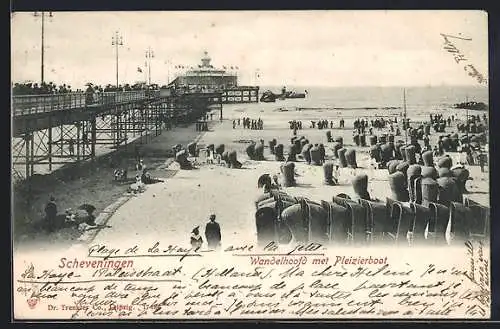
[11, 10, 488, 90]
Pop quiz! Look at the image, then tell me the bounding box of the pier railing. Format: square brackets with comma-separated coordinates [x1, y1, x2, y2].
[11, 90, 163, 117]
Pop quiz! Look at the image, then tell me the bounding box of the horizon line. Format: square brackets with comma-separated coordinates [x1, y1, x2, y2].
[258, 84, 488, 88]
[11, 80, 488, 90]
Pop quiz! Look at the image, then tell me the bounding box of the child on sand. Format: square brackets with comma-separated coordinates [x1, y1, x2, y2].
[190, 226, 203, 250]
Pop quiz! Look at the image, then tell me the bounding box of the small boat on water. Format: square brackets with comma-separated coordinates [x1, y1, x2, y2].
[279, 86, 307, 99]
[284, 91, 306, 99]
[453, 101, 488, 111]
[260, 90, 277, 102]
[260, 87, 307, 102]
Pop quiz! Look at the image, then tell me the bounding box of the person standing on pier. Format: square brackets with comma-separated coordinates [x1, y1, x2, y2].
[205, 214, 221, 250]
[85, 84, 95, 105]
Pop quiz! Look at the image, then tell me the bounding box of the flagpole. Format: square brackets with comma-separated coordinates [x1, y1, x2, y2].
[167, 61, 170, 85]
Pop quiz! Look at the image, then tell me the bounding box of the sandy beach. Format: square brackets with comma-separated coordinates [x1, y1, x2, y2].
[12, 115, 218, 251]
[13, 99, 484, 251]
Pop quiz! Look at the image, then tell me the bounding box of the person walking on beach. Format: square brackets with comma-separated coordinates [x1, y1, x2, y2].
[134, 145, 141, 162]
[433, 145, 440, 157]
[206, 147, 214, 164]
[205, 214, 221, 250]
[44, 196, 58, 232]
[68, 138, 75, 156]
[478, 149, 485, 172]
[136, 159, 145, 172]
[190, 226, 203, 250]
[423, 134, 430, 149]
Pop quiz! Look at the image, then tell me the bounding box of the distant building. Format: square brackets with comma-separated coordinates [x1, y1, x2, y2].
[169, 51, 258, 103]
[170, 52, 237, 92]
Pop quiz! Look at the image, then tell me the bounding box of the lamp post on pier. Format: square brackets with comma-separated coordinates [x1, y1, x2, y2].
[111, 31, 123, 90]
[145, 47, 155, 86]
[33, 11, 53, 86]
[111, 31, 123, 145]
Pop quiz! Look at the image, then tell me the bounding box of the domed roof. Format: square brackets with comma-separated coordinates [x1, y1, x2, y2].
[201, 51, 212, 67]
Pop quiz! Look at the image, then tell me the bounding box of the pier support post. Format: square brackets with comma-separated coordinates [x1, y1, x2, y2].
[48, 116, 52, 171]
[91, 116, 96, 159]
[139, 105, 144, 144]
[29, 131, 34, 177]
[24, 133, 30, 179]
[82, 121, 87, 159]
[145, 105, 150, 143]
[76, 122, 81, 161]
[123, 106, 128, 147]
[60, 125, 64, 157]
[219, 101, 223, 122]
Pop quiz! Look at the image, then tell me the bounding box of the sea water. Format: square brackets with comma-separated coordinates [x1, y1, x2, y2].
[12, 85, 488, 179]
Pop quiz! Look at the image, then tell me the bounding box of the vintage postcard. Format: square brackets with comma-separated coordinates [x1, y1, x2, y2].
[11, 10, 490, 320]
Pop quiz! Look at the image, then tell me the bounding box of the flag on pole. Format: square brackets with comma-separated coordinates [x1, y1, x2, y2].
[223, 66, 227, 69]
[230, 66, 234, 70]
[137, 67, 143, 73]
[235, 66, 239, 70]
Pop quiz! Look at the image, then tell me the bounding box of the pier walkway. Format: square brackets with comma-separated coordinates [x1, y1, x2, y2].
[11, 88, 223, 180]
